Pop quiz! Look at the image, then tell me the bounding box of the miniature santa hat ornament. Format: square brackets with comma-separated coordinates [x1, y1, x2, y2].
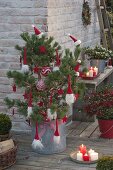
[32, 121, 44, 149]
[54, 118, 60, 144]
[74, 60, 81, 77]
[65, 75, 75, 105]
[53, 49, 61, 71]
[32, 25, 43, 37]
[68, 34, 81, 46]
[27, 92, 33, 118]
[21, 48, 29, 73]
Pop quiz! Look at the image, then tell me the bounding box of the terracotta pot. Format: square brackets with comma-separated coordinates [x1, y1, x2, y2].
[98, 119, 113, 138]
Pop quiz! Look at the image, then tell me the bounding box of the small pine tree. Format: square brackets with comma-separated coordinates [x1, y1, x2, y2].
[5, 26, 85, 124]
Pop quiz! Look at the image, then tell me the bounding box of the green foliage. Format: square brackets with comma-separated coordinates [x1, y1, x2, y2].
[96, 156, 113, 170]
[84, 85, 113, 120]
[0, 113, 12, 135]
[5, 32, 85, 123]
[84, 46, 113, 60]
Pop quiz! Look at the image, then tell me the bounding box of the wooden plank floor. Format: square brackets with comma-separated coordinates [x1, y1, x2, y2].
[8, 120, 113, 170]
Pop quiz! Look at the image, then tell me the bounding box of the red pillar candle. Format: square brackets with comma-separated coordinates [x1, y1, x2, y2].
[79, 144, 87, 155]
[83, 153, 90, 161]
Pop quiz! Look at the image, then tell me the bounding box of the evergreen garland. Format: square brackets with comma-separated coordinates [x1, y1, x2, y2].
[82, 0, 91, 26]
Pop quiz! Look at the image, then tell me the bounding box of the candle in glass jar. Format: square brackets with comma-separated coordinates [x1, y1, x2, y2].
[89, 67, 93, 77]
[79, 144, 87, 155]
[93, 66, 98, 75]
[76, 151, 83, 161]
[90, 152, 98, 161]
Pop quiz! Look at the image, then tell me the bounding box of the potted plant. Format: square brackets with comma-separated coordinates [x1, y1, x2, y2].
[84, 45, 113, 73]
[5, 26, 85, 154]
[96, 156, 113, 170]
[0, 113, 12, 141]
[84, 85, 113, 138]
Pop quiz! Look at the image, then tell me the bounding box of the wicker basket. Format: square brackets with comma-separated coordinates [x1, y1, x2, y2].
[0, 141, 17, 170]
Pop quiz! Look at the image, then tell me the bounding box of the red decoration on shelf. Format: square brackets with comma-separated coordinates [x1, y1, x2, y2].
[12, 84, 16, 92]
[39, 46, 46, 53]
[81, 73, 100, 80]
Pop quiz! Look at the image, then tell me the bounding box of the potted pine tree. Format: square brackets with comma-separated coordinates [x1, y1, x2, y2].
[5, 26, 85, 154]
[84, 85, 113, 138]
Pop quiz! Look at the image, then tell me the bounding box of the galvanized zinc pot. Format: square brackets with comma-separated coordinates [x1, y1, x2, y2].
[31, 120, 66, 154]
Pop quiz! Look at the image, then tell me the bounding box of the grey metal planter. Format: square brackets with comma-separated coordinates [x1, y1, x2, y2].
[31, 120, 66, 154]
[90, 59, 106, 73]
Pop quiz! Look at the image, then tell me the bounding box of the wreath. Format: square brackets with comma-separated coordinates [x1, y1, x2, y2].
[82, 0, 91, 26]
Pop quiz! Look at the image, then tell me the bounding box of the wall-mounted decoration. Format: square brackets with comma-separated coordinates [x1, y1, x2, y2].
[82, 0, 91, 26]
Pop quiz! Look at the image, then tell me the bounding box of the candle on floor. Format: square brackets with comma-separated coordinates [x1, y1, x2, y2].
[83, 153, 90, 161]
[76, 151, 83, 161]
[79, 144, 87, 155]
[90, 152, 98, 161]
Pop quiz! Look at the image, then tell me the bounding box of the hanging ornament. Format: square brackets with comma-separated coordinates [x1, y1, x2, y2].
[36, 79, 46, 91]
[47, 108, 53, 120]
[82, 0, 91, 26]
[37, 101, 44, 107]
[33, 66, 39, 73]
[27, 92, 33, 118]
[32, 121, 44, 149]
[54, 118, 60, 144]
[65, 75, 75, 105]
[32, 25, 43, 37]
[53, 49, 61, 71]
[75, 93, 79, 101]
[108, 58, 112, 68]
[68, 34, 81, 46]
[57, 88, 64, 97]
[41, 67, 51, 77]
[12, 84, 16, 92]
[21, 48, 29, 73]
[62, 115, 68, 123]
[39, 45, 46, 53]
[23, 91, 28, 99]
[74, 60, 81, 72]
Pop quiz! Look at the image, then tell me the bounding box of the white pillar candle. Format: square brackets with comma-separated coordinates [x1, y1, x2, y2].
[86, 72, 89, 77]
[93, 66, 98, 75]
[89, 67, 93, 77]
[76, 151, 83, 161]
[88, 149, 95, 155]
[90, 152, 98, 161]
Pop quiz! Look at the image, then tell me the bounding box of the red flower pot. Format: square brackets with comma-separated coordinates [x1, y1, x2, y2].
[98, 119, 113, 139]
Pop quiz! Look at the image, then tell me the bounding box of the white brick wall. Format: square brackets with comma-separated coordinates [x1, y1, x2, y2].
[0, 0, 100, 113]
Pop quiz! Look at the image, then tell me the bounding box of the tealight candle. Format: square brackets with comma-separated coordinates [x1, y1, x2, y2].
[79, 144, 87, 155]
[93, 66, 98, 75]
[89, 67, 93, 77]
[83, 153, 90, 161]
[76, 151, 83, 161]
[90, 152, 98, 161]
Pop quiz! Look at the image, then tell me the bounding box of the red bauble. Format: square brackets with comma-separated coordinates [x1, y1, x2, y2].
[41, 67, 51, 76]
[36, 79, 45, 91]
[37, 101, 44, 107]
[39, 46, 46, 53]
[83, 154, 90, 161]
[57, 88, 64, 95]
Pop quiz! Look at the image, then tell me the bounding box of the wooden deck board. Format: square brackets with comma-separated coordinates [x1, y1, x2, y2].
[7, 121, 113, 170]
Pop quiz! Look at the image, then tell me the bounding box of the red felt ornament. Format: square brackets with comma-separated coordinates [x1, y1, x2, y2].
[57, 88, 64, 95]
[23, 91, 28, 99]
[65, 75, 75, 105]
[62, 115, 68, 123]
[33, 66, 39, 73]
[53, 49, 61, 71]
[68, 34, 81, 46]
[41, 67, 51, 76]
[32, 25, 43, 37]
[37, 101, 44, 107]
[54, 118, 60, 144]
[12, 84, 16, 92]
[39, 45, 46, 53]
[32, 121, 44, 149]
